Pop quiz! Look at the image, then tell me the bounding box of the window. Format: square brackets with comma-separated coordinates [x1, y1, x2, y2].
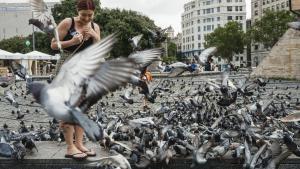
[240, 57, 243, 61]
[198, 43, 201, 48]
[198, 34, 201, 40]
[197, 19, 200, 23]
[227, 6, 232, 11]
[239, 6, 242, 11]
[204, 26, 206, 31]
[235, 57, 239, 61]
[236, 16, 239, 20]
[217, 24, 221, 27]
[254, 10, 258, 15]
[207, 25, 211, 31]
[254, 45, 259, 50]
[192, 36, 194, 41]
[240, 16, 243, 20]
[217, 7, 220, 12]
[235, 6, 239, 11]
[254, 2, 258, 8]
[227, 0, 231, 2]
[183, 38, 185, 43]
[227, 16, 232, 20]
[198, 26, 201, 32]
[197, 10, 201, 15]
[203, 19, 206, 23]
[217, 17, 220, 21]
[219, 0, 222, 3]
[263, 0, 265, 5]
[281, 2, 285, 8]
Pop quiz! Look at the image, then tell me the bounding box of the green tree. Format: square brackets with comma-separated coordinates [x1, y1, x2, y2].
[0, 36, 31, 53]
[167, 41, 177, 58]
[33, 32, 54, 54]
[204, 21, 245, 61]
[247, 10, 296, 49]
[95, 8, 157, 57]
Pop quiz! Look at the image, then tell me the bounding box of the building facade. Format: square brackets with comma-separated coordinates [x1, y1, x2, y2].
[0, 0, 60, 41]
[251, 0, 290, 67]
[181, 0, 247, 67]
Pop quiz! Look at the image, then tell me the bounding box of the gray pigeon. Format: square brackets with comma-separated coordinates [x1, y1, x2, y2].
[28, 34, 133, 141]
[28, 34, 160, 141]
[29, 0, 62, 51]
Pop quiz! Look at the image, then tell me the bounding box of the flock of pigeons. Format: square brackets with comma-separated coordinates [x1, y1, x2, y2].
[1, 0, 300, 169]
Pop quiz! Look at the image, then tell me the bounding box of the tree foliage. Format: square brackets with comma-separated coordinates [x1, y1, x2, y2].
[95, 8, 157, 57]
[204, 21, 245, 61]
[0, 36, 31, 53]
[247, 10, 296, 49]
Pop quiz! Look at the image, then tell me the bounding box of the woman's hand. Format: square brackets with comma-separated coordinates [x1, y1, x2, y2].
[71, 33, 84, 45]
[83, 26, 100, 42]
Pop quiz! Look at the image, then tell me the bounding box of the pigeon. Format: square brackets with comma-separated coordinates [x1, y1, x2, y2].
[21, 136, 38, 152]
[89, 151, 132, 169]
[147, 27, 168, 44]
[11, 141, 26, 160]
[0, 143, 14, 158]
[29, 0, 62, 51]
[128, 34, 143, 51]
[120, 87, 134, 104]
[167, 62, 194, 77]
[9, 61, 27, 80]
[194, 47, 217, 66]
[28, 34, 159, 141]
[4, 90, 19, 108]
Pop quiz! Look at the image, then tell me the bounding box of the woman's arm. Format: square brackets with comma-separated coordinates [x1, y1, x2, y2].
[51, 18, 84, 50]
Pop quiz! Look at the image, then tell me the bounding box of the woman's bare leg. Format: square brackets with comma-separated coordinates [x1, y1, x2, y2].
[74, 125, 96, 156]
[60, 122, 86, 158]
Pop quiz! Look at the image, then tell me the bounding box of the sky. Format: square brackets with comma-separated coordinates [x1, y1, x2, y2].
[101, 0, 251, 34]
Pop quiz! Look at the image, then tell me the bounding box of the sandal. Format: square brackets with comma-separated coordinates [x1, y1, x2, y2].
[65, 152, 87, 160]
[82, 149, 96, 157]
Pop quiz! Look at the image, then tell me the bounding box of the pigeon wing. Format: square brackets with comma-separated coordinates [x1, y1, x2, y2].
[52, 33, 117, 88]
[131, 34, 143, 47]
[30, 0, 48, 18]
[128, 48, 162, 69]
[82, 58, 137, 110]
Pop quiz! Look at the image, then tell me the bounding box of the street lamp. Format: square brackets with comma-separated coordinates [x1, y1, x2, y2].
[289, 0, 300, 16]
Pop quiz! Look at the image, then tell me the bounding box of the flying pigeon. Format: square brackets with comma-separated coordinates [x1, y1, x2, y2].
[29, 0, 62, 51]
[28, 34, 160, 141]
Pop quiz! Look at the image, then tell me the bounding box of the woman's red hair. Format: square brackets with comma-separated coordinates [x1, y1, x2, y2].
[77, 0, 95, 11]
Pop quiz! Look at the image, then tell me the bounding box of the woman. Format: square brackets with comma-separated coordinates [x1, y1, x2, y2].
[51, 0, 100, 160]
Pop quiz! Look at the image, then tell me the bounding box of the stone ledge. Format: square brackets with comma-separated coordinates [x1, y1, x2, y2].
[1, 142, 300, 169]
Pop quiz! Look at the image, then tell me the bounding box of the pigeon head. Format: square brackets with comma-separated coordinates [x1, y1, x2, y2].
[28, 82, 46, 104]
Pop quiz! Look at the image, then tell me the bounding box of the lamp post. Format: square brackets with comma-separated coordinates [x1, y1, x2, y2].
[31, 11, 36, 51]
